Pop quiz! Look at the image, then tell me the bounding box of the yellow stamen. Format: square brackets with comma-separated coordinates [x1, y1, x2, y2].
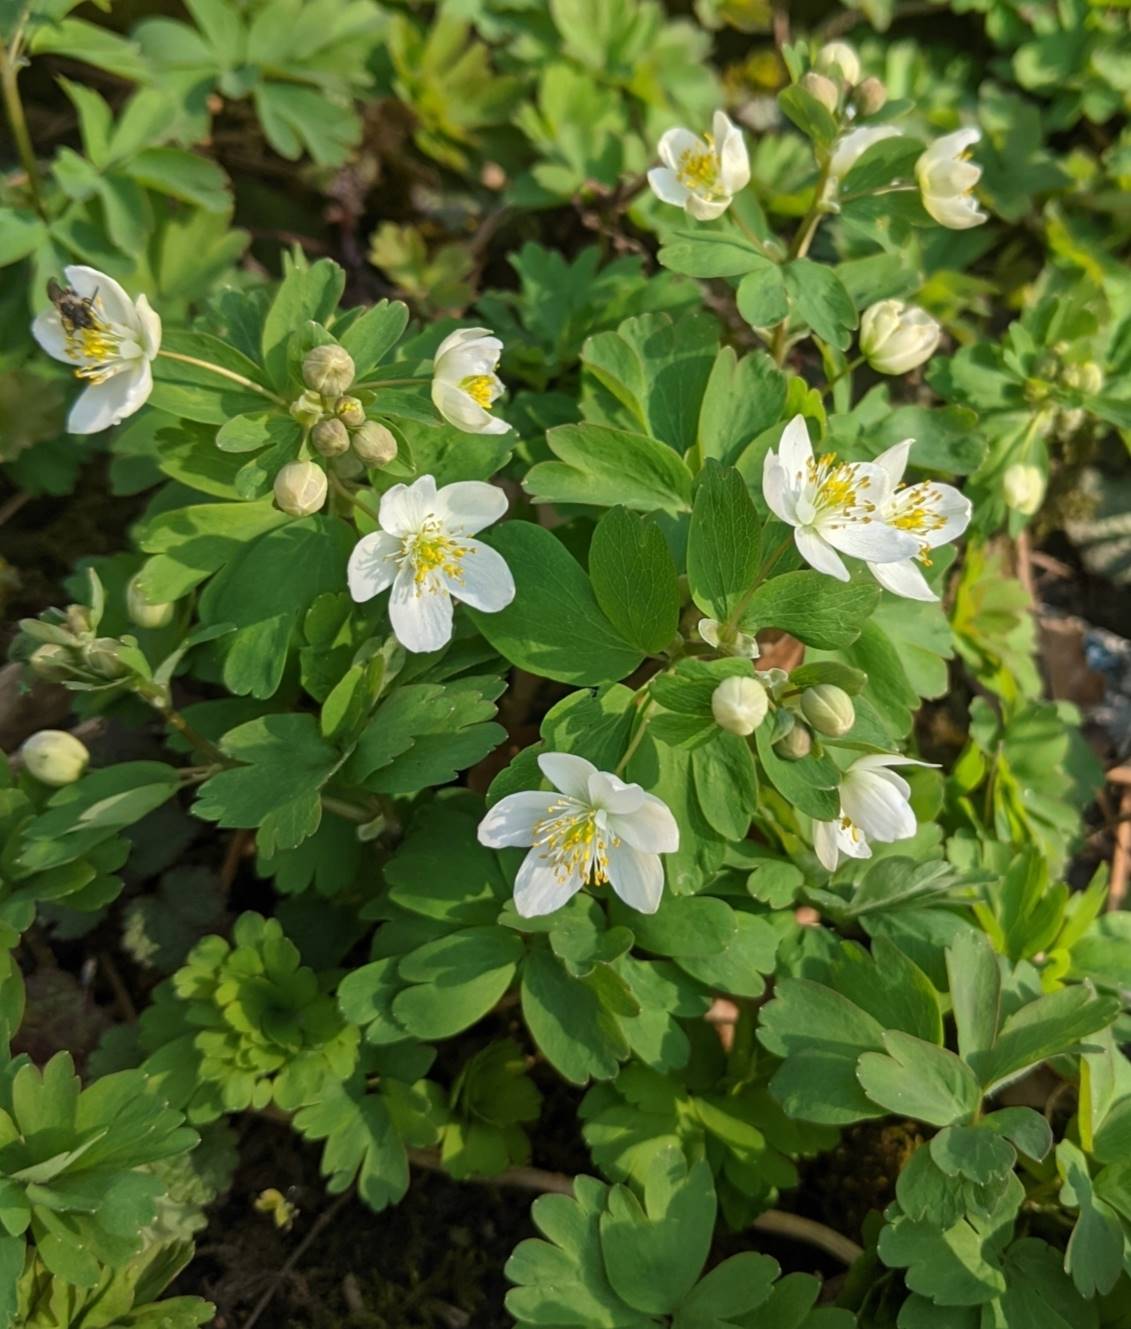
[460, 375, 496, 409]
[805, 453, 875, 519]
[531, 799, 618, 885]
[677, 137, 720, 194]
[400, 517, 468, 588]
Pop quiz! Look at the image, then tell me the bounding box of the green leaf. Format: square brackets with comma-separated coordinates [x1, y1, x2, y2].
[696, 348, 787, 469]
[673, 911, 779, 999]
[783, 259, 858, 351]
[525, 423, 694, 515]
[687, 462, 762, 621]
[839, 134, 924, 194]
[126, 147, 230, 211]
[858, 1032, 981, 1127]
[946, 929, 1001, 1064]
[657, 229, 770, 278]
[1057, 1140, 1124, 1298]
[754, 725, 841, 821]
[742, 571, 880, 648]
[0, 209, 46, 267]
[138, 498, 289, 601]
[521, 949, 628, 1085]
[394, 927, 523, 1039]
[674, 1251, 778, 1323]
[467, 522, 643, 686]
[778, 84, 838, 149]
[261, 255, 345, 391]
[736, 263, 790, 329]
[613, 895, 736, 960]
[588, 508, 680, 655]
[338, 299, 410, 377]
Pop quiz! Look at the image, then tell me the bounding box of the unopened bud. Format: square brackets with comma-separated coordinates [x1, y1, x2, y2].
[20, 730, 89, 786]
[860, 300, 940, 375]
[126, 574, 175, 630]
[274, 462, 328, 517]
[711, 676, 769, 736]
[800, 71, 839, 114]
[65, 605, 94, 637]
[775, 723, 812, 760]
[312, 418, 350, 458]
[289, 390, 324, 428]
[1002, 462, 1044, 516]
[854, 76, 887, 115]
[83, 637, 129, 679]
[1063, 361, 1104, 395]
[28, 643, 73, 681]
[334, 396, 366, 429]
[352, 421, 398, 467]
[302, 344, 355, 397]
[800, 684, 856, 737]
[817, 40, 861, 85]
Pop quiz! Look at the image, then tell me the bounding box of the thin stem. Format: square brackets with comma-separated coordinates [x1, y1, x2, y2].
[732, 213, 776, 260]
[327, 468, 381, 522]
[769, 160, 834, 366]
[822, 355, 865, 397]
[352, 376, 430, 391]
[0, 26, 46, 219]
[616, 698, 658, 776]
[722, 534, 794, 638]
[157, 349, 287, 407]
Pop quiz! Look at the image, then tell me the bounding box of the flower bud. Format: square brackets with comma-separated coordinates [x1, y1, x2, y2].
[860, 300, 941, 376]
[28, 643, 73, 681]
[698, 617, 759, 660]
[83, 637, 129, 679]
[126, 574, 175, 630]
[289, 390, 324, 428]
[817, 40, 861, 85]
[334, 396, 366, 429]
[312, 418, 350, 458]
[302, 344, 355, 397]
[65, 604, 94, 637]
[800, 71, 839, 114]
[1063, 361, 1104, 395]
[775, 722, 812, 760]
[854, 76, 887, 116]
[1002, 462, 1045, 516]
[20, 730, 89, 786]
[800, 684, 856, 737]
[711, 676, 769, 736]
[351, 421, 398, 467]
[274, 461, 328, 517]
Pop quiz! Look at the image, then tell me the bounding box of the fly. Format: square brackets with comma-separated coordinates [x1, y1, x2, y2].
[47, 278, 100, 332]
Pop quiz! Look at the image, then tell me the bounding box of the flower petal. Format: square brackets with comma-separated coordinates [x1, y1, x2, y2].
[870, 558, 936, 601]
[67, 363, 150, 434]
[647, 166, 690, 207]
[379, 475, 438, 536]
[433, 481, 508, 535]
[873, 439, 913, 490]
[607, 791, 680, 854]
[513, 851, 581, 918]
[841, 770, 916, 842]
[777, 414, 814, 477]
[587, 771, 645, 815]
[762, 454, 798, 525]
[813, 819, 840, 871]
[657, 127, 706, 172]
[821, 519, 920, 563]
[347, 530, 401, 602]
[32, 309, 78, 365]
[432, 378, 511, 435]
[134, 293, 162, 358]
[64, 265, 136, 327]
[794, 526, 850, 580]
[605, 842, 664, 914]
[477, 791, 560, 848]
[388, 563, 453, 653]
[686, 193, 731, 221]
[443, 538, 515, 613]
[714, 110, 750, 193]
[537, 752, 597, 800]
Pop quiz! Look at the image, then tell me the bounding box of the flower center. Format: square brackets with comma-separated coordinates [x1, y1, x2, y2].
[838, 814, 863, 843]
[400, 517, 468, 588]
[889, 488, 947, 535]
[531, 800, 618, 884]
[803, 453, 875, 524]
[67, 315, 134, 384]
[460, 375, 497, 410]
[677, 140, 720, 194]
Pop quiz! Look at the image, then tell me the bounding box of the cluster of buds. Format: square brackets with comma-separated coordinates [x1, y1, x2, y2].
[278, 346, 398, 518]
[802, 41, 887, 119]
[709, 664, 857, 759]
[19, 574, 135, 691]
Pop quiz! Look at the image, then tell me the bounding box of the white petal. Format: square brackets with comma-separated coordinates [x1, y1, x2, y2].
[870, 558, 936, 601]
[587, 771, 645, 816]
[853, 754, 935, 773]
[388, 564, 453, 653]
[605, 842, 665, 914]
[647, 166, 690, 207]
[64, 265, 135, 327]
[762, 454, 798, 525]
[379, 475, 438, 536]
[829, 126, 900, 181]
[813, 819, 840, 871]
[714, 111, 750, 192]
[347, 530, 401, 602]
[777, 415, 814, 477]
[607, 791, 679, 854]
[794, 527, 849, 580]
[67, 363, 150, 435]
[537, 752, 597, 800]
[32, 309, 78, 364]
[686, 193, 731, 221]
[434, 326, 501, 366]
[432, 378, 511, 435]
[920, 128, 980, 172]
[134, 293, 162, 358]
[513, 852, 581, 918]
[443, 538, 514, 613]
[841, 771, 915, 842]
[918, 483, 971, 546]
[820, 519, 920, 563]
[657, 127, 706, 171]
[432, 481, 508, 535]
[922, 192, 987, 229]
[873, 439, 913, 489]
[477, 791, 560, 848]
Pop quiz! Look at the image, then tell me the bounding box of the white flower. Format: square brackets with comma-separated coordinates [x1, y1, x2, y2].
[817, 41, 861, 85]
[477, 753, 679, 917]
[868, 441, 972, 600]
[347, 474, 515, 653]
[711, 676, 768, 736]
[916, 129, 987, 230]
[32, 265, 160, 435]
[813, 753, 932, 871]
[697, 617, 760, 659]
[859, 300, 941, 375]
[648, 111, 750, 221]
[762, 415, 920, 582]
[1002, 462, 1045, 516]
[823, 125, 901, 205]
[431, 328, 511, 435]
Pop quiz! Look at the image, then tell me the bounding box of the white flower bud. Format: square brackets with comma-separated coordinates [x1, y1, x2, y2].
[28, 643, 73, 681]
[1063, 361, 1104, 395]
[800, 684, 856, 737]
[302, 344, 355, 396]
[289, 390, 324, 428]
[711, 676, 769, 736]
[860, 300, 941, 375]
[334, 396, 366, 428]
[312, 418, 350, 457]
[1002, 462, 1045, 516]
[352, 421, 398, 466]
[21, 730, 90, 786]
[800, 71, 839, 113]
[274, 461, 328, 517]
[817, 41, 861, 85]
[775, 722, 813, 760]
[126, 573, 175, 629]
[854, 76, 887, 116]
[83, 637, 129, 679]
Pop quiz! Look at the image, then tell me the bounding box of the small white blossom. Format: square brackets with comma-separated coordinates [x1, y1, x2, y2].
[868, 441, 972, 600]
[817, 41, 861, 85]
[1003, 462, 1045, 516]
[711, 676, 768, 736]
[648, 111, 750, 221]
[431, 328, 511, 435]
[823, 126, 900, 206]
[478, 753, 679, 917]
[916, 129, 987, 230]
[698, 617, 760, 659]
[32, 265, 160, 435]
[347, 474, 514, 653]
[859, 300, 941, 375]
[762, 415, 920, 582]
[813, 753, 932, 870]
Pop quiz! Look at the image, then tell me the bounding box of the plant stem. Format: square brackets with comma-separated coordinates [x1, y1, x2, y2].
[616, 698, 658, 776]
[0, 26, 46, 220]
[732, 213, 776, 260]
[157, 349, 287, 407]
[327, 468, 381, 521]
[352, 375, 430, 391]
[721, 534, 794, 639]
[823, 355, 865, 397]
[768, 161, 834, 366]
